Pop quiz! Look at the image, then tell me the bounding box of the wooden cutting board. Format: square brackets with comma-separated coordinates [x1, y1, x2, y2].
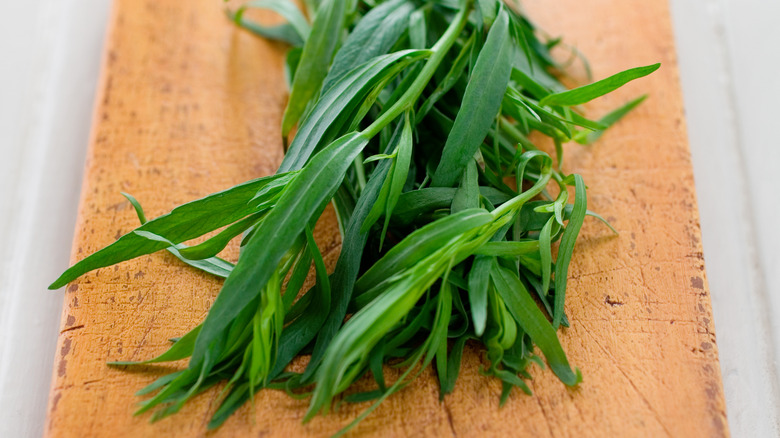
[45, 0, 729, 436]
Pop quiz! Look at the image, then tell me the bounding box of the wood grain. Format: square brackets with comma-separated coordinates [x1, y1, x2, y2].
[45, 0, 729, 436]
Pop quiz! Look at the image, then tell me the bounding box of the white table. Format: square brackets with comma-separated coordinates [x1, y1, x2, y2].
[1, 1, 777, 436]
[671, 1, 780, 435]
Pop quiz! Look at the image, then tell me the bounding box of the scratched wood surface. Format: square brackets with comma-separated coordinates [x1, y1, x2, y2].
[45, 0, 728, 436]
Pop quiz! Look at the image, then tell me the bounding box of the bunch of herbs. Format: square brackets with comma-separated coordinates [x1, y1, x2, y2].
[51, 0, 657, 433]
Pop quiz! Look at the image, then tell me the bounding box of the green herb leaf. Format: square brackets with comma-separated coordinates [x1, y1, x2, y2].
[473, 240, 540, 257]
[109, 324, 201, 366]
[303, 147, 394, 380]
[468, 255, 493, 336]
[392, 186, 511, 225]
[279, 50, 428, 172]
[553, 174, 587, 328]
[539, 63, 660, 107]
[49, 173, 293, 289]
[231, 0, 311, 46]
[51, 0, 658, 428]
[361, 112, 413, 249]
[355, 209, 493, 294]
[574, 95, 647, 144]
[321, 0, 414, 92]
[281, 0, 348, 136]
[271, 225, 331, 377]
[191, 133, 369, 365]
[451, 159, 480, 213]
[432, 7, 514, 187]
[121, 192, 235, 278]
[491, 263, 581, 386]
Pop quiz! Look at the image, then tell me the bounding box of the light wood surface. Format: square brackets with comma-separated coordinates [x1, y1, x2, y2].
[45, 0, 729, 436]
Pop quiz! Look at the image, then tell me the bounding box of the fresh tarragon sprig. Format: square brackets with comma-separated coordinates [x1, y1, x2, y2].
[50, 0, 658, 433]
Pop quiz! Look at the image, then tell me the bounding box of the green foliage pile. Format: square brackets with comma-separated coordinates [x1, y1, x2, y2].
[51, 0, 656, 433]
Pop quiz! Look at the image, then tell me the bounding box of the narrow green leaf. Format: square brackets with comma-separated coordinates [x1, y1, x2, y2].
[369, 343, 387, 391]
[282, 248, 312, 314]
[493, 368, 531, 398]
[473, 240, 540, 257]
[408, 8, 427, 49]
[135, 371, 185, 396]
[356, 209, 493, 294]
[417, 32, 474, 120]
[491, 264, 581, 386]
[553, 174, 586, 328]
[271, 226, 331, 377]
[191, 133, 369, 366]
[279, 50, 428, 172]
[123, 227, 237, 280]
[122, 192, 147, 223]
[539, 216, 554, 296]
[208, 383, 250, 429]
[321, 0, 414, 92]
[539, 63, 660, 107]
[177, 211, 265, 260]
[135, 351, 215, 416]
[510, 67, 549, 100]
[504, 88, 571, 139]
[303, 148, 394, 381]
[384, 299, 437, 353]
[109, 324, 201, 366]
[477, 0, 498, 27]
[574, 95, 647, 144]
[230, 16, 304, 46]
[441, 335, 469, 395]
[566, 109, 608, 131]
[451, 159, 479, 213]
[434, 281, 454, 397]
[121, 192, 235, 278]
[361, 113, 412, 249]
[284, 47, 303, 88]
[468, 255, 492, 336]
[379, 112, 413, 247]
[231, 0, 311, 46]
[585, 209, 618, 235]
[432, 7, 514, 187]
[363, 153, 395, 164]
[361, 116, 409, 233]
[281, 0, 347, 136]
[50, 173, 291, 289]
[392, 186, 512, 225]
[344, 389, 384, 404]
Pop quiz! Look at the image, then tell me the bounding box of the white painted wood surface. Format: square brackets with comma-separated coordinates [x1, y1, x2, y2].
[670, 0, 780, 436]
[0, 1, 110, 437]
[0, 1, 777, 436]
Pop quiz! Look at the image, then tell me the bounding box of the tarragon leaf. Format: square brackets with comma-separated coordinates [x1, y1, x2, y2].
[539, 63, 660, 107]
[279, 50, 429, 172]
[321, 0, 414, 92]
[553, 174, 586, 328]
[191, 133, 369, 365]
[281, 0, 348, 136]
[432, 7, 514, 187]
[491, 263, 581, 386]
[230, 0, 311, 46]
[49, 173, 293, 289]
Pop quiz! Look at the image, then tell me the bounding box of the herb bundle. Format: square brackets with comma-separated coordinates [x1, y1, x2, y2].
[51, 0, 657, 433]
